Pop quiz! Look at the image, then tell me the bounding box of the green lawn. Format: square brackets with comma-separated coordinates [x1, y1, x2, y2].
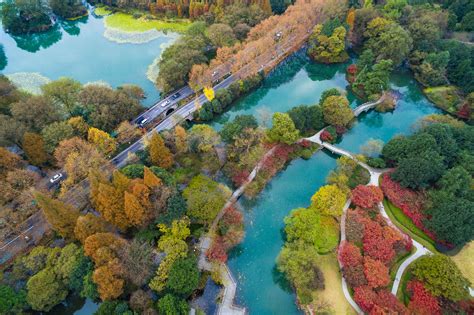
[94, 6, 112, 16]
[452, 241, 474, 285]
[105, 12, 191, 33]
[383, 200, 438, 253]
[389, 250, 413, 282]
[311, 253, 356, 314]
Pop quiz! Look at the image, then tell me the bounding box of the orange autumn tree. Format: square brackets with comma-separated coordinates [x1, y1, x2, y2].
[92, 259, 124, 301]
[148, 132, 173, 169]
[144, 166, 161, 188]
[84, 233, 127, 301]
[174, 125, 188, 154]
[124, 191, 148, 227]
[74, 213, 108, 244]
[94, 182, 130, 231]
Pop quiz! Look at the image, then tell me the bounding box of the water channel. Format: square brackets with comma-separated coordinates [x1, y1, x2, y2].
[2, 12, 442, 314]
[220, 54, 440, 314]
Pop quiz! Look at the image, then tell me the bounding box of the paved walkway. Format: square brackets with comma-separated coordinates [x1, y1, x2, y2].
[305, 133, 432, 312]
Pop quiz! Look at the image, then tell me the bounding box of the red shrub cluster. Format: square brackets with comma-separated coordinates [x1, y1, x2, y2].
[407, 280, 441, 315]
[351, 185, 384, 209]
[299, 139, 311, 148]
[457, 102, 471, 120]
[206, 236, 228, 263]
[363, 220, 396, 264]
[347, 64, 358, 75]
[232, 170, 250, 186]
[354, 286, 378, 312]
[363, 256, 390, 288]
[218, 206, 244, 252]
[346, 209, 366, 243]
[339, 241, 362, 268]
[354, 286, 408, 314]
[320, 130, 334, 142]
[381, 173, 435, 239]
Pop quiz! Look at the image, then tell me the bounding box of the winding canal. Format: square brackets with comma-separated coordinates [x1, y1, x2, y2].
[221, 54, 440, 314]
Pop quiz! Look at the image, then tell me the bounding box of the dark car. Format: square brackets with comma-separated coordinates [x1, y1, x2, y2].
[135, 116, 148, 127]
[171, 92, 181, 100]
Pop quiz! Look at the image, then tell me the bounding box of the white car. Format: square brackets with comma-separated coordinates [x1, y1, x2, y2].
[49, 173, 63, 184]
[161, 99, 171, 107]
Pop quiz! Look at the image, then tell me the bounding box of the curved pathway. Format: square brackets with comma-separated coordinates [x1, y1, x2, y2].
[305, 134, 431, 312]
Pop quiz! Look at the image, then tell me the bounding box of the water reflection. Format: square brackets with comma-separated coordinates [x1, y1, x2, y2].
[0, 45, 6, 70]
[11, 25, 63, 53]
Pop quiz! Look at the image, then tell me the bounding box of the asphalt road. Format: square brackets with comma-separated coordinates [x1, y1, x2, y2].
[111, 74, 236, 167]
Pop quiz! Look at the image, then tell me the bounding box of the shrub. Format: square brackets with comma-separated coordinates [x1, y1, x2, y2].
[407, 280, 441, 315]
[367, 157, 386, 168]
[338, 241, 362, 268]
[363, 257, 390, 289]
[354, 286, 377, 313]
[381, 173, 433, 239]
[351, 185, 384, 209]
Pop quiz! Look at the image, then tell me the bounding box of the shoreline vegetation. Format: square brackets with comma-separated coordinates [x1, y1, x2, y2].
[104, 11, 191, 34]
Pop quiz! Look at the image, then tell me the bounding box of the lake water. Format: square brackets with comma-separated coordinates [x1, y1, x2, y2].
[0, 12, 176, 106]
[223, 54, 440, 314]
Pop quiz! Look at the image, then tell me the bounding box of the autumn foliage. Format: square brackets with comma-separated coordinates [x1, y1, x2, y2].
[363, 257, 390, 288]
[338, 241, 362, 268]
[381, 173, 434, 239]
[206, 236, 228, 263]
[351, 185, 383, 209]
[407, 280, 441, 315]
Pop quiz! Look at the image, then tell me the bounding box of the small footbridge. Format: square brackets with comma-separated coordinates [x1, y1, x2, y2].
[353, 94, 386, 117]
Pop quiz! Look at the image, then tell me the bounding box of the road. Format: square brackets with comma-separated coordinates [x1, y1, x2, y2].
[111, 74, 236, 167]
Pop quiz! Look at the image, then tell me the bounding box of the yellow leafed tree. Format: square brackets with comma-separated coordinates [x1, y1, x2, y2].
[88, 127, 117, 155]
[148, 132, 173, 169]
[144, 166, 161, 188]
[203, 87, 215, 101]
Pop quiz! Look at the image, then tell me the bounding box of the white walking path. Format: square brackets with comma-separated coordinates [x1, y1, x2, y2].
[305, 132, 432, 313]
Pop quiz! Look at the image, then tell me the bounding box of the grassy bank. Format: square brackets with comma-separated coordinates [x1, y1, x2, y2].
[310, 253, 356, 314]
[452, 241, 474, 285]
[94, 6, 112, 16]
[424, 86, 462, 114]
[383, 200, 438, 253]
[105, 12, 191, 33]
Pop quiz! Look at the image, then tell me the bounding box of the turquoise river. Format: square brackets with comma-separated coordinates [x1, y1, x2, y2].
[2, 13, 442, 315]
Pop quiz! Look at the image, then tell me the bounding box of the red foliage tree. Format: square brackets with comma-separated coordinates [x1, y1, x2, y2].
[273, 144, 293, 162]
[206, 237, 228, 263]
[354, 285, 377, 313]
[222, 206, 243, 226]
[406, 280, 441, 315]
[320, 130, 334, 142]
[351, 185, 384, 209]
[339, 241, 362, 268]
[299, 139, 311, 148]
[232, 170, 250, 186]
[347, 64, 358, 75]
[457, 102, 471, 120]
[344, 264, 367, 288]
[376, 290, 408, 314]
[335, 125, 347, 135]
[363, 257, 390, 288]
